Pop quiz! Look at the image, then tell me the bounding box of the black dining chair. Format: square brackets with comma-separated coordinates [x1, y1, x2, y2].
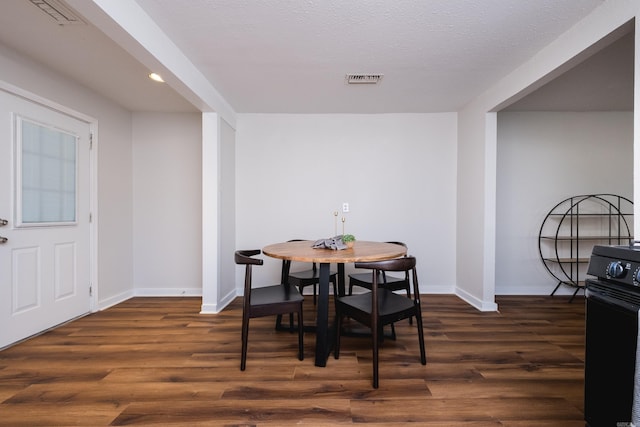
[349, 241, 411, 332]
[348, 241, 409, 297]
[334, 255, 426, 388]
[284, 239, 338, 304]
[275, 239, 339, 332]
[235, 249, 304, 371]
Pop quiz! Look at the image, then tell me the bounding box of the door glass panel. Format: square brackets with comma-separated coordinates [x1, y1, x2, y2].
[16, 116, 77, 226]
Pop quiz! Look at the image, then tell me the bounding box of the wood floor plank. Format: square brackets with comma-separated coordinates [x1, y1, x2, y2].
[220, 378, 430, 400]
[350, 397, 583, 423]
[474, 363, 584, 380]
[0, 402, 123, 426]
[4, 382, 226, 404]
[0, 295, 587, 425]
[110, 399, 353, 426]
[427, 378, 583, 400]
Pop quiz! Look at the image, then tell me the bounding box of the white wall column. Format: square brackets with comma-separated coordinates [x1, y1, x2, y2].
[201, 112, 219, 313]
[482, 112, 498, 308]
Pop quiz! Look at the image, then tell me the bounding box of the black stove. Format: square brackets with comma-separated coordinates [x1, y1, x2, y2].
[588, 244, 640, 292]
[585, 244, 640, 427]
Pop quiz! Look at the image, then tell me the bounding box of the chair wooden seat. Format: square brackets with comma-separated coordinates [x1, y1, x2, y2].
[249, 285, 304, 309]
[335, 289, 415, 323]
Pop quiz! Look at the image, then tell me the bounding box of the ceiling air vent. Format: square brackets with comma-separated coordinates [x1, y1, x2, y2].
[346, 74, 384, 84]
[28, 0, 85, 26]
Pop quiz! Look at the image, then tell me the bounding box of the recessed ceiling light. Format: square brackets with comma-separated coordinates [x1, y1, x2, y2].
[148, 73, 164, 83]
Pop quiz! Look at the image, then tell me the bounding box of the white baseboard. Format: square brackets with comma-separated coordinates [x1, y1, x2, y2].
[133, 288, 203, 297]
[422, 284, 456, 294]
[201, 288, 236, 314]
[455, 287, 499, 312]
[495, 284, 584, 296]
[97, 289, 134, 311]
[96, 288, 203, 312]
[102, 284, 569, 315]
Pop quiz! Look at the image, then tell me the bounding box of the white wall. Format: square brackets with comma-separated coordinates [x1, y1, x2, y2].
[457, 0, 637, 310]
[0, 42, 135, 309]
[235, 113, 457, 294]
[132, 112, 203, 295]
[496, 111, 633, 295]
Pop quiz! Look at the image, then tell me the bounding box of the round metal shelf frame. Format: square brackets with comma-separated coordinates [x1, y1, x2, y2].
[538, 194, 633, 301]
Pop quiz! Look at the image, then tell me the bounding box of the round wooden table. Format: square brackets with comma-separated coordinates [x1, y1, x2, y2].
[262, 240, 407, 366]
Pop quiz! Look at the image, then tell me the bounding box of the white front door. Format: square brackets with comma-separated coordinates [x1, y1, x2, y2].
[0, 89, 91, 349]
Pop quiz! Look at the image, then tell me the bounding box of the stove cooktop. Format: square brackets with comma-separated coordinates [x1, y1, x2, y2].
[587, 244, 640, 287]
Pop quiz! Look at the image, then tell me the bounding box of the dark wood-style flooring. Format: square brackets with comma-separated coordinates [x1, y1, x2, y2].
[0, 294, 586, 426]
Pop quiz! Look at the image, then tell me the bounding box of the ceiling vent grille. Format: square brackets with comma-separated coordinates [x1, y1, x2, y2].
[28, 0, 85, 25]
[346, 74, 384, 84]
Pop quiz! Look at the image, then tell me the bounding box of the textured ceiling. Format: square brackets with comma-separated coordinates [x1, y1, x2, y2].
[0, 0, 629, 113]
[133, 0, 612, 113]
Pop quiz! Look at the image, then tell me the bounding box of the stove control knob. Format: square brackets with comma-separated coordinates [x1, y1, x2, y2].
[606, 261, 626, 278]
[634, 267, 640, 285]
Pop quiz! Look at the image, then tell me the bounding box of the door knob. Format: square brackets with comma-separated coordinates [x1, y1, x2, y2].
[0, 236, 7, 244]
[0, 219, 7, 227]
